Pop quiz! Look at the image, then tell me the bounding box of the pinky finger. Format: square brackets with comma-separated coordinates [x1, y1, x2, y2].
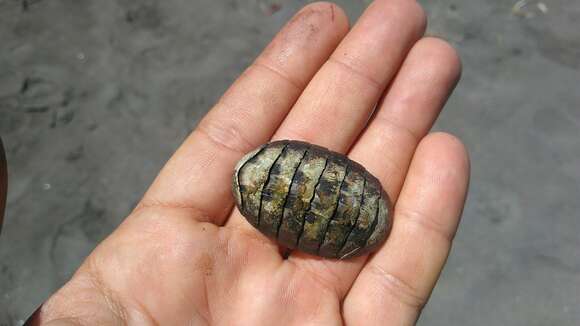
[344, 132, 470, 325]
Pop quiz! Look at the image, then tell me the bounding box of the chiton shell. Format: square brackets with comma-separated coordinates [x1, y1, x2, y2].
[232, 140, 392, 259]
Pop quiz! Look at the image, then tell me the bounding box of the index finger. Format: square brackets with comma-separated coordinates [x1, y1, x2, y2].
[139, 3, 349, 225]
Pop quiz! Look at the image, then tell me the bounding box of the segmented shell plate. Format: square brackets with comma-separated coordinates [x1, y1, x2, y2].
[232, 140, 392, 259]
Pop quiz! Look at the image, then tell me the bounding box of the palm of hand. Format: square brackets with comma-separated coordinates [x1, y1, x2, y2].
[31, 1, 469, 325]
[54, 207, 348, 325]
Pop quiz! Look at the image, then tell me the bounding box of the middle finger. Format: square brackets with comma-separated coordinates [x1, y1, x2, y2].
[226, 0, 426, 232]
[273, 0, 426, 149]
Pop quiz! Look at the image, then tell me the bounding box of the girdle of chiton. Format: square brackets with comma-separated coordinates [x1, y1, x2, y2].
[232, 140, 392, 259]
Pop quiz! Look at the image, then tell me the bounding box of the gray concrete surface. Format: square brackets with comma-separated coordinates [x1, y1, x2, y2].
[1, 0, 579, 325]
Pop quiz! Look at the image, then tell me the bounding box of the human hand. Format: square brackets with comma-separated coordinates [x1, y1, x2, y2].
[28, 1, 469, 325]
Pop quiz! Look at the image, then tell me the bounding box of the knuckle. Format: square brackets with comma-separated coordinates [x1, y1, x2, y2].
[327, 56, 383, 89]
[397, 206, 455, 242]
[367, 263, 427, 309]
[252, 60, 303, 89]
[373, 115, 421, 144]
[196, 116, 258, 155]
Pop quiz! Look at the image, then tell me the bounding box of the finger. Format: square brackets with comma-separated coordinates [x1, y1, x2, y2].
[273, 0, 426, 149]
[288, 37, 462, 296]
[354, 38, 462, 201]
[344, 133, 470, 325]
[226, 0, 426, 234]
[140, 3, 349, 225]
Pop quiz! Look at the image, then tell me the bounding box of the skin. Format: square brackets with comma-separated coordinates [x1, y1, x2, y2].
[19, 1, 469, 325]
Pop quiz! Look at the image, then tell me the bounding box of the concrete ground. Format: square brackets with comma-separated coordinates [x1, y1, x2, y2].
[1, 0, 579, 325]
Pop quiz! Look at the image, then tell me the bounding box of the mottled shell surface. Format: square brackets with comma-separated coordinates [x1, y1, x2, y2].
[232, 140, 392, 259]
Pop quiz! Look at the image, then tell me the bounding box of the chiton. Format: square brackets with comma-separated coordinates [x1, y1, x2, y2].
[232, 140, 392, 259]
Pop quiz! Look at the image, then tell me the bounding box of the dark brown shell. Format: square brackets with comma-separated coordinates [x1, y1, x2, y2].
[232, 140, 392, 259]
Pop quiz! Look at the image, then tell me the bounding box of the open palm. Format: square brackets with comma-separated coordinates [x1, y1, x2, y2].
[30, 1, 469, 325]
